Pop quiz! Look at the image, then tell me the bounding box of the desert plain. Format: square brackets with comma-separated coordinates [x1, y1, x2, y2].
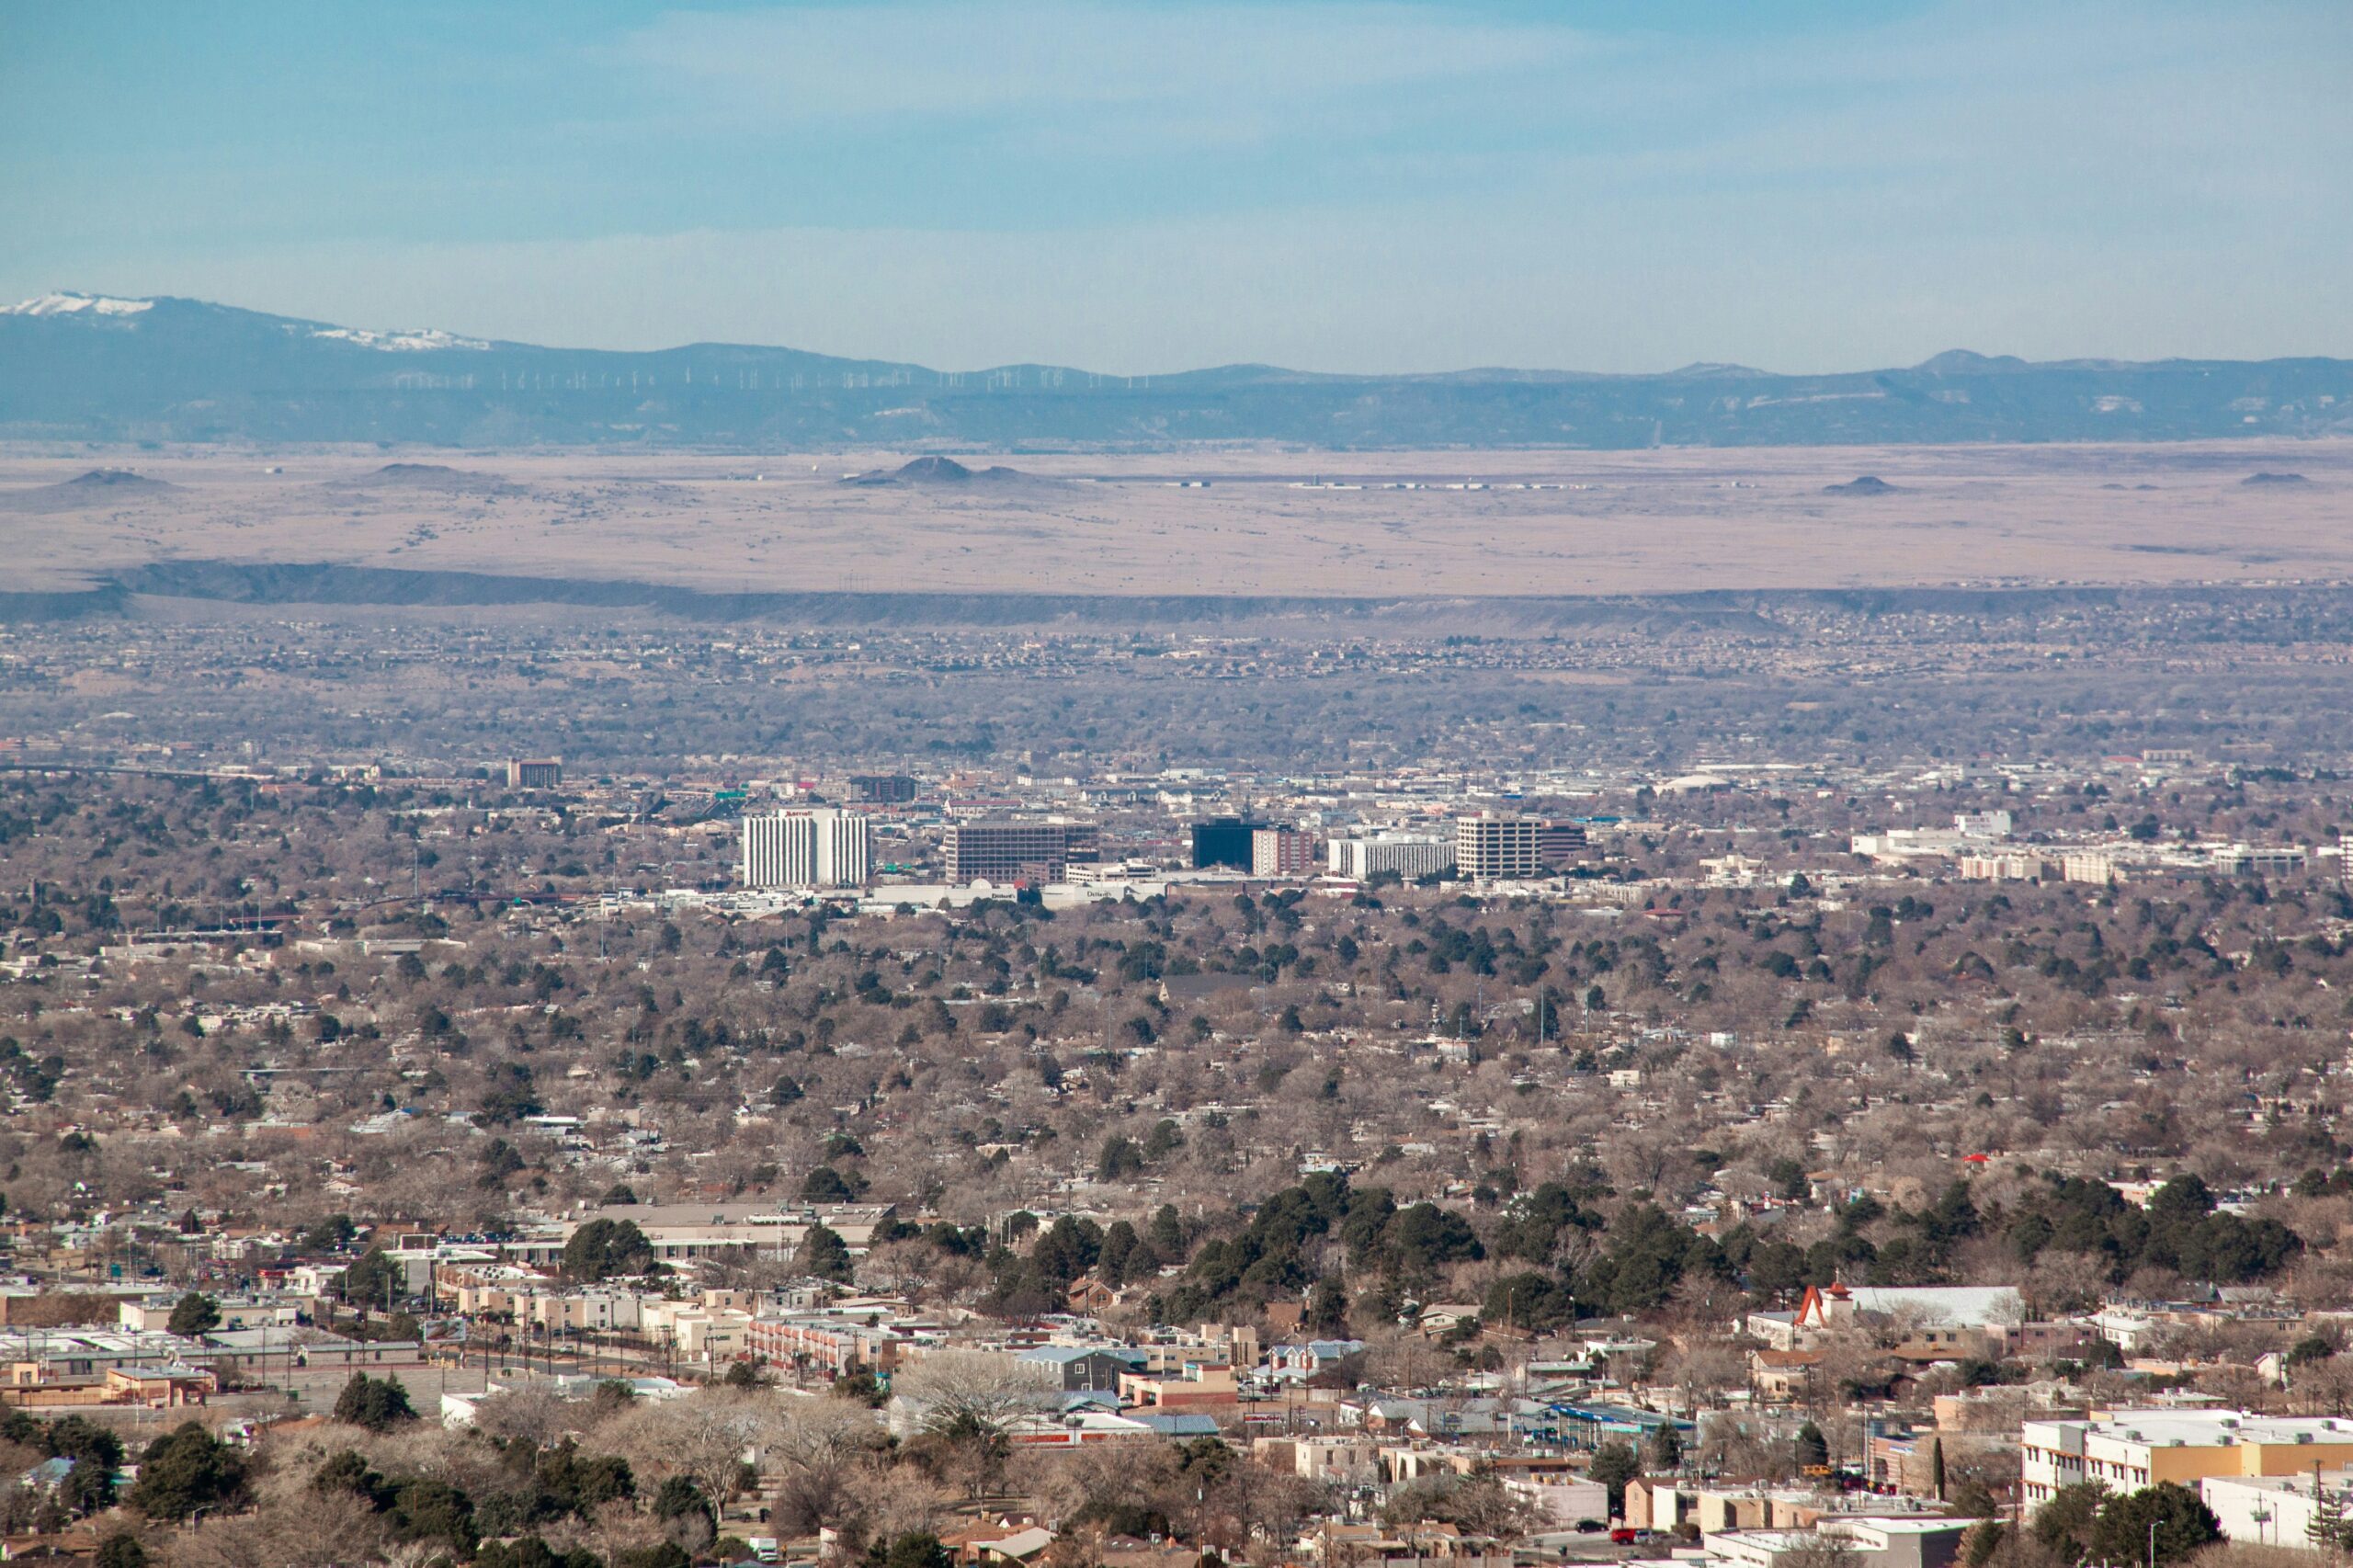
[2, 440, 2348, 600]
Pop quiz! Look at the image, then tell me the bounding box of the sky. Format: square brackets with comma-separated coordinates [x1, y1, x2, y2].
[2, 0, 2347, 375]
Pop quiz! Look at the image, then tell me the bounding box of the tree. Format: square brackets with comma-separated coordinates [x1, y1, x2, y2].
[128, 1422, 249, 1522]
[391, 1477, 479, 1558]
[94, 1534, 147, 1568]
[768, 1397, 886, 1534]
[332, 1370, 416, 1432]
[166, 1292, 221, 1337]
[894, 1351, 1049, 1434]
[798, 1221, 854, 1282]
[1929, 1437, 1947, 1502]
[803, 1166, 858, 1203]
[1589, 1440, 1642, 1516]
[1647, 1423, 1685, 1473]
[38, 1415, 124, 1516]
[605, 1393, 772, 1513]
[653, 1475, 715, 1552]
[563, 1218, 654, 1281]
[1308, 1275, 1349, 1335]
[2087, 1483, 2221, 1568]
[2030, 1483, 2110, 1564]
[341, 1246, 403, 1309]
[1793, 1421, 1831, 1472]
[1483, 1271, 1574, 1335]
[1384, 1472, 1538, 1537]
[864, 1534, 954, 1568]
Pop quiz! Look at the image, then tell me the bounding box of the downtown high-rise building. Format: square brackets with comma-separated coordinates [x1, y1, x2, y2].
[1454, 812, 1542, 881]
[944, 820, 1097, 885]
[741, 810, 872, 889]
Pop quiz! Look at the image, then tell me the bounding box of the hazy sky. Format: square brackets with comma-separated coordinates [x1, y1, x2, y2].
[3, 1, 2347, 374]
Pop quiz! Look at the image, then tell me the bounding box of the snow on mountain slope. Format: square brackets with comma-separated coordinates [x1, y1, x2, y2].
[3, 291, 154, 317]
[302, 324, 491, 352]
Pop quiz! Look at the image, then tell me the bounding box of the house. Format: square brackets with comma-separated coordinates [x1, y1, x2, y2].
[1310, 1521, 1513, 1568]
[942, 1521, 1057, 1565]
[1017, 1345, 1145, 1393]
[17, 1457, 74, 1494]
[1749, 1348, 1827, 1399]
[1267, 1339, 1365, 1382]
[1416, 1303, 1481, 1338]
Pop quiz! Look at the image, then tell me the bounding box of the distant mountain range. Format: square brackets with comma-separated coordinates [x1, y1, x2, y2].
[4, 290, 2347, 449]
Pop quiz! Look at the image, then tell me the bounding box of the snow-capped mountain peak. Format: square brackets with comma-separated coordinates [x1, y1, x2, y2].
[3, 290, 155, 318]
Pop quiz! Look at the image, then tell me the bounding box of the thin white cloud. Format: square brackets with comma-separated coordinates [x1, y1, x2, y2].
[612, 1, 1595, 122]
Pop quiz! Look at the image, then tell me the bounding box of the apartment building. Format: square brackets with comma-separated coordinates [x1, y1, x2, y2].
[2020, 1412, 2353, 1511]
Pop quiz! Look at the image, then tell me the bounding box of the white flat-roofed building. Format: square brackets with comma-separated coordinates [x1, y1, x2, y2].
[1328, 833, 1455, 881]
[2200, 1470, 2353, 1547]
[2021, 1412, 2353, 1512]
[742, 810, 871, 889]
[564, 1201, 896, 1264]
[2211, 844, 2307, 876]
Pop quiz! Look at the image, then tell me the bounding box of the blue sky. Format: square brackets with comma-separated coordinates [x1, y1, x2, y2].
[2, 0, 2346, 373]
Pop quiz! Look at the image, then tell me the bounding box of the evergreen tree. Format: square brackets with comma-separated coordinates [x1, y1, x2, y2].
[166, 1292, 221, 1337]
[2087, 1483, 2221, 1568]
[1589, 1440, 1642, 1515]
[94, 1535, 146, 1568]
[128, 1423, 249, 1522]
[1794, 1422, 1831, 1471]
[798, 1222, 854, 1282]
[332, 1371, 417, 1432]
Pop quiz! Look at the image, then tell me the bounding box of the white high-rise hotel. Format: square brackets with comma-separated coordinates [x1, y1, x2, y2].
[741, 810, 872, 889]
